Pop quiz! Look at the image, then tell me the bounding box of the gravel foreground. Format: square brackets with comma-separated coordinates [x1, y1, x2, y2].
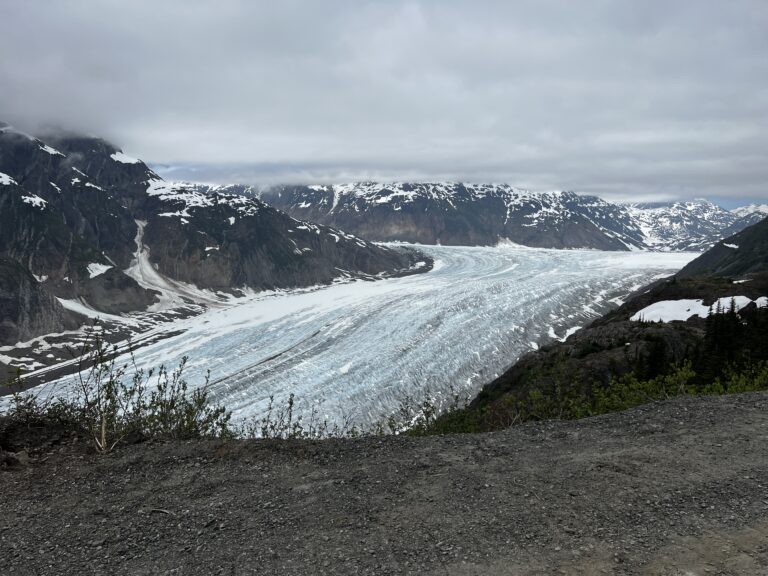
[2, 393, 768, 575]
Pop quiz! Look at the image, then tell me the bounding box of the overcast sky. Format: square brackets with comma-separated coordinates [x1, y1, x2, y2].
[1, 0, 766, 206]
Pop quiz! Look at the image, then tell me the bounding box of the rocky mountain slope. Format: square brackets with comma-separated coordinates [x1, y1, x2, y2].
[677, 215, 768, 278]
[0, 257, 78, 345]
[731, 203, 768, 223]
[0, 124, 428, 346]
[262, 183, 759, 251]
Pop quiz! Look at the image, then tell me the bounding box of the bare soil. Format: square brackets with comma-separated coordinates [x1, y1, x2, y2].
[2, 392, 768, 575]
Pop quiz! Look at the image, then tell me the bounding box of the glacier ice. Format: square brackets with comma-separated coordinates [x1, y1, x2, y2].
[7, 245, 697, 429]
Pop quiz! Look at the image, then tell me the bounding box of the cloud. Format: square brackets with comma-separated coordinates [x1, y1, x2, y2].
[1, 0, 766, 203]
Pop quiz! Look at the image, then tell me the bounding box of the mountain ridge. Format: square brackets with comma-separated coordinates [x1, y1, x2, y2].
[261, 182, 763, 251]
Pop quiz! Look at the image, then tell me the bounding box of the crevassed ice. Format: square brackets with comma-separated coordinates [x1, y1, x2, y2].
[29, 245, 694, 429]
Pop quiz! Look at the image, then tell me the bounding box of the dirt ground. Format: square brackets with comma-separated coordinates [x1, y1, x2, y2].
[2, 392, 768, 575]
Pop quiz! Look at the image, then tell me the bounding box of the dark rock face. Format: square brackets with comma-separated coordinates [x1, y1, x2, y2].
[0, 257, 77, 345]
[471, 319, 704, 410]
[139, 182, 427, 291]
[722, 212, 768, 237]
[1, 128, 146, 266]
[0, 125, 152, 295]
[677, 215, 768, 278]
[78, 268, 159, 315]
[0, 124, 430, 345]
[262, 184, 755, 251]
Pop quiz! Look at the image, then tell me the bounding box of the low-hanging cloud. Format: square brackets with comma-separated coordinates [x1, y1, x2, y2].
[1, 0, 766, 205]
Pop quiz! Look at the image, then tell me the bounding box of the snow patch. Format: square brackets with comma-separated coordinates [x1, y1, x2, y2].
[110, 151, 140, 164]
[21, 194, 47, 209]
[87, 263, 113, 278]
[0, 172, 17, 186]
[632, 296, 762, 323]
[38, 143, 64, 156]
[57, 298, 139, 326]
[146, 180, 261, 221]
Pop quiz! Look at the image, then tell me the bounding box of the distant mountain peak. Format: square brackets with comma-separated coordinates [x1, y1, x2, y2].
[732, 203, 768, 218]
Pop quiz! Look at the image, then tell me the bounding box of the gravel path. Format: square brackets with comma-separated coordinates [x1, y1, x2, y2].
[2, 392, 768, 575]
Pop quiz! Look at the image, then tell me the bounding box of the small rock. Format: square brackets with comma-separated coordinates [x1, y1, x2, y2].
[14, 450, 30, 466]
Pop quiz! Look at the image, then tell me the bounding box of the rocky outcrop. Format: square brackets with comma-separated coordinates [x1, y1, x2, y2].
[677, 215, 768, 278]
[0, 257, 77, 345]
[77, 268, 159, 314]
[469, 319, 704, 411]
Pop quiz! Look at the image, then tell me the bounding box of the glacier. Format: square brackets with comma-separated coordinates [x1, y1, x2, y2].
[6, 245, 697, 429]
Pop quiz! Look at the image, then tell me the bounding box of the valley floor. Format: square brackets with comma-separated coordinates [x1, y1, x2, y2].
[2, 392, 768, 575]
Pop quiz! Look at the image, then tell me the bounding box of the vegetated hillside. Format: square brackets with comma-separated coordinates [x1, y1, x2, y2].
[0, 123, 429, 346]
[434, 217, 768, 433]
[261, 182, 759, 251]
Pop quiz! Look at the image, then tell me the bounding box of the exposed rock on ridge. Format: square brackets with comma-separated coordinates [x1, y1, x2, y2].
[0, 257, 77, 346]
[262, 183, 758, 251]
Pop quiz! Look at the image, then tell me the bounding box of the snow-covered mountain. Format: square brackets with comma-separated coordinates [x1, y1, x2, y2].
[625, 200, 740, 252]
[725, 204, 768, 236]
[261, 183, 646, 250]
[0, 124, 427, 345]
[732, 204, 768, 219]
[261, 183, 764, 252]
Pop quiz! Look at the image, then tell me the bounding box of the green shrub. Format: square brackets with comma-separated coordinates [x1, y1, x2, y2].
[701, 361, 768, 395]
[237, 393, 362, 440]
[4, 335, 231, 452]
